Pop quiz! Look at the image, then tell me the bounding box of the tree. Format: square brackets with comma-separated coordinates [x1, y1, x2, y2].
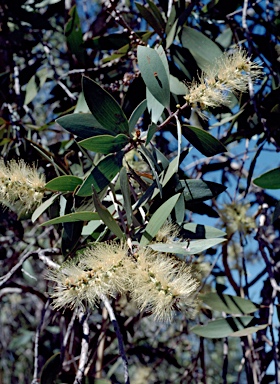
[0, 1, 280, 383]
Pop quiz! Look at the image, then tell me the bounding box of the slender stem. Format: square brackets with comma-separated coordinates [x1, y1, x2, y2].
[157, 102, 189, 131]
[0, 248, 60, 287]
[73, 311, 90, 384]
[31, 300, 51, 384]
[199, 337, 206, 384]
[100, 294, 130, 384]
[95, 306, 108, 378]
[61, 308, 79, 365]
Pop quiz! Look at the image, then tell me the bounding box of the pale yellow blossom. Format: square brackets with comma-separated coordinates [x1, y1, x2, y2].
[0, 158, 45, 212]
[184, 49, 262, 112]
[48, 242, 200, 322]
[219, 202, 256, 237]
[155, 221, 180, 243]
[129, 249, 199, 322]
[48, 242, 132, 310]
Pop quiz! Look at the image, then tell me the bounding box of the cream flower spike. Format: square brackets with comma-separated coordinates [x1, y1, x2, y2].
[48, 242, 132, 310]
[0, 158, 45, 213]
[184, 48, 262, 113]
[130, 249, 199, 322]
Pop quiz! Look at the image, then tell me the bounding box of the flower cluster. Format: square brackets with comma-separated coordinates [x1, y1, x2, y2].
[0, 158, 45, 213]
[130, 249, 199, 322]
[219, 202, 256, 237]
[48, 242, 130, 310]
[48, 242, 199, 322]
[184, 49, 262, 113]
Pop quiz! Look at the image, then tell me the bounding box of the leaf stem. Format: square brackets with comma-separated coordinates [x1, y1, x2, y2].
[157, 102, 189, 131]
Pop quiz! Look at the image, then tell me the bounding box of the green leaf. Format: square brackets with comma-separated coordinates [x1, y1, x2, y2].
[170, 75, 188, 95]
[210, 109, 244, 127]
[45, 175, 83, 192]
[147, 0, 165, 33]
[41, 211, 100, 226]
[155, 45, 170, 82]
[146, 123, 158, 145]
[146, 87, 165, 123]
[101, 32, 153, 63]
[166, 18, 179, 49]
[65, 5, 85, 64]
[171, 45, 192, 80]
[57, 113, 111, 139]
[77, 152, 124, 197]
[90, 33, 130, 50]
[62, 221, 83, 256]
[183, 125, 227, 157]
[82, 219, 102, 236]
[183, 223, 226, 239]
[155, 148, 170, 169]
[175, 116, 182, 172]
[174, 193, 185, 225]
[119, 167, 132, 226]
[191, 316, 255, 338]
[253, 167, 280, 189]
[129, 99, 147, 135]
[92, 190, 124, 239]
[186, 201, 220, 218]
[40, 352, 61, 384]
[180, 26, 223, 72]
[74, 92, 90, 113]
[135, 2, 164, 36]
[149, 237, 226, 255]
[137, 45, 170, 109]
[32, 193, 59, 223]
[83, 76, 129, 135]
[138, 144, 162, 196]
[179, 179, 227, 202]
[79, 134, 129, 154]
[200, 292, 258, 314]
[24, 67, 49, 105]
[140, 193, 180, 245]
[162, 157, 179, 187]
[230, 324, 268, 337]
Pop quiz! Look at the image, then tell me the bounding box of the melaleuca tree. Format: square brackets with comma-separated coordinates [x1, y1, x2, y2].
[0, 1, 280, 383]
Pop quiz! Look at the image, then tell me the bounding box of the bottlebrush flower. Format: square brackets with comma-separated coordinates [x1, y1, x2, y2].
[0, 158, 45, 213]
[219, 202, 256, 237]
[48, 242, 132, 310]
[155, 221, 179, 243]
[184, 48, 262, 112]
[48, 242, 200, 322]
[129, 249, 199, 322]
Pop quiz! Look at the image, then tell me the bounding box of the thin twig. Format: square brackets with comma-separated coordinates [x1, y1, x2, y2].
[0, 247, 32, 286]
[73, 311, 90, 384]
[61, 307, 79, 364]
[157, 102, 189, 131]
[0, 248, 60, 287]
[199, 337, 206, 384]
[31, 300, 51, 384]
[95, 306, 108, 378]
[0, 287, 22, 298]
[100, 294, 130, 384]
[222, 242, 240, 294]
[38, 251, 61, 270]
